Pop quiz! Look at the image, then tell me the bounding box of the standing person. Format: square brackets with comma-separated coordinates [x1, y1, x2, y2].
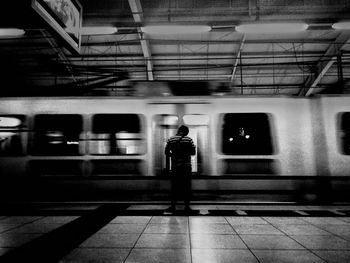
[165, 125, 196, 212]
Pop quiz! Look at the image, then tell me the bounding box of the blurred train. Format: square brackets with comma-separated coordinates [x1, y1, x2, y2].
[0, 94, 350, 203]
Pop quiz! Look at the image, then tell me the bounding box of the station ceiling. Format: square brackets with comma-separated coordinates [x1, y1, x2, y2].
[0, 0, 350, 96]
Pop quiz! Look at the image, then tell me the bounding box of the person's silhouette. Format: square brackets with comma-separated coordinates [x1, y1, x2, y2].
[165, 125, 196, 212]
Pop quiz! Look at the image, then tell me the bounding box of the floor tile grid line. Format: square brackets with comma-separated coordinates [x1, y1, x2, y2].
[260, 216, 335, 236]
[1, 216, 44, 224]
[264, 218, 328, 263]
[188, 216, 193, 263]
[338, 217, 350, 224]
[0, 216, 45, 235]
[122, 215, 152, 263]
[339, 236, 350, 242]
[298, 218, 350, 243]
[228, 216, 283, 236]
[298, 217, 330, 225]
[0, 224, 29, 235]
[260, 215, 290, 227]
[223, 216, 262, 263]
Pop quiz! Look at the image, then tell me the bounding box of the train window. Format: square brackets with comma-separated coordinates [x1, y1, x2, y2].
[0, 115, 27, 156]
[32, 114, 83, 156]
[90, 114, 145, 155]
[221, 113, 273, 155]
[339, 112, 350, 155]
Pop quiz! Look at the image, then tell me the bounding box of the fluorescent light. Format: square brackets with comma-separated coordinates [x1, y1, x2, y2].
[0, 28, 25, 36]
[236, 23, 308, 34]
[332, 22, 350, 30]
[80, 26, 118, 35]
[141, 25, 211, 35]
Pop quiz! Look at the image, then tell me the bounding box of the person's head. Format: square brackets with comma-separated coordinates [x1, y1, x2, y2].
[177, 125, 189, 136]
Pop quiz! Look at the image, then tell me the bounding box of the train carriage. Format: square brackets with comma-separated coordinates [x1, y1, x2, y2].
[0, 94, 349, 202]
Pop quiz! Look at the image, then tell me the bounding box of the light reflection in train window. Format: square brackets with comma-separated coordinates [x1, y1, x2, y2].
[32, 114, 83, 156]
[221, 113, 273, 155]
[183, 115, 209, 126]
[90, 114, 145, 155]
[158, 115, 178, 126]
[339, 112, 350, 155]
[0, 115, 26, 156]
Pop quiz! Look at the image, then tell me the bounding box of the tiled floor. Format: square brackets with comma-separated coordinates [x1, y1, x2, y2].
[0, 204, 349, 262]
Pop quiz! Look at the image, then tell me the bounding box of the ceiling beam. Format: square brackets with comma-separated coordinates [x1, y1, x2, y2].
[79, 38, 342, 47]
[230, 34, 246, 82]
[127, 0, 154, 80]
[298, 32, 350, 96]
[64, 50, 329, 60]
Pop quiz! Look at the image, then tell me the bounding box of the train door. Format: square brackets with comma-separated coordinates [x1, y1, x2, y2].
[183, 114, 210, 175]
[152, 102, 210, 176]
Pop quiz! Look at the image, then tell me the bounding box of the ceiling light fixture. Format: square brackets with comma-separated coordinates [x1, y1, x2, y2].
[236, 23, 309, 34]
[0, 28, 25, 36]
[332, 22, 350, 30]
[80, 26, 118, 35]
[141, 25, 211, 35]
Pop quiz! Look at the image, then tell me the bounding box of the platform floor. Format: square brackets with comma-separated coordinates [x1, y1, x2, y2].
[0, 203, 349, 262]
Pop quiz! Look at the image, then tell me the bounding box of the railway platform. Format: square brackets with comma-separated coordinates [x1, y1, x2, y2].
[0, 202, 349, 262]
